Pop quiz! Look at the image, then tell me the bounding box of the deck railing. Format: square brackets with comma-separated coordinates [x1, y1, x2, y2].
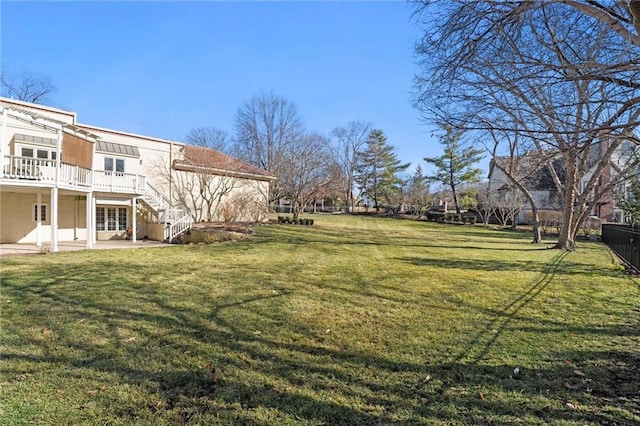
[144, 181, 169, 209]
[2, 155, 92, 188]
[93, 170, 145, 194]
[2, 155, 145, 193]
[164, 212, 194, 242]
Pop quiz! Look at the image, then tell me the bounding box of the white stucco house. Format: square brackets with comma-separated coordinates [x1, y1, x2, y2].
[0, 97, 275, 251]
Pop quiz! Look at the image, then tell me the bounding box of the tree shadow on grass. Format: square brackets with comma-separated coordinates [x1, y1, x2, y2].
[255, 223, 548, 251]
[1, 256, 638, 424]
[398, 254, 623, 278]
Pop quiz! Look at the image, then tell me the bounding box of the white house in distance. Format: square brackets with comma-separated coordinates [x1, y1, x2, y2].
[0, 97, 275, 251]
[487, 138, 634, 224]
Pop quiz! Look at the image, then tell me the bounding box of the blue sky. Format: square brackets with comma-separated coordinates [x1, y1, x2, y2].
[1, 1, 453, 175]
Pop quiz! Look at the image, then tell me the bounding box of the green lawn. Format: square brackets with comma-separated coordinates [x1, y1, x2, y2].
[1, 215, 638, 425]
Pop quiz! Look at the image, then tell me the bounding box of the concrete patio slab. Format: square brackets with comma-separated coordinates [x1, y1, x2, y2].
[0, 239, 171, 257]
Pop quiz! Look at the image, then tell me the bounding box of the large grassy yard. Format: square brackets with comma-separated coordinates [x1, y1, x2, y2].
[1, 215, 638, 425]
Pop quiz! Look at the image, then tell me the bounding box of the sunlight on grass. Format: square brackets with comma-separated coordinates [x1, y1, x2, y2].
[1, 215, 638, 425]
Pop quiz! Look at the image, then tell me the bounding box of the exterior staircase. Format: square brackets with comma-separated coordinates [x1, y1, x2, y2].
[139, 182, 193, 243]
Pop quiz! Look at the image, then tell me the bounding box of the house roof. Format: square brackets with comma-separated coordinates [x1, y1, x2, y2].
[491, 150, 566, 191]
[174, 145, 276, 181]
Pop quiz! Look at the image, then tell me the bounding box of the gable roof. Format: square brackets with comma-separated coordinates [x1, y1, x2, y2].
[491, 150, 567, 192]
[174, 145, 276, 182]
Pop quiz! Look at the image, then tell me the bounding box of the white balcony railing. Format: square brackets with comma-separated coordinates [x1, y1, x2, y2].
[93, 170, 146, 194]
[2, 155, 92, 188]
[2, 155, 145, 194]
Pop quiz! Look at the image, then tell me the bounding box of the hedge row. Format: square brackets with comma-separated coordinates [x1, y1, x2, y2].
[424, 212, 477, 224]
[277, 216, 314, 225]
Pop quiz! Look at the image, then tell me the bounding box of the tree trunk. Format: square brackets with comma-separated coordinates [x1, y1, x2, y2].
[529, 205, 542, 244]
[292, 202, 300, 221]
[556, 205, 578, 249]
[452, 187, 461, 214]
[555, 157, 577, 251]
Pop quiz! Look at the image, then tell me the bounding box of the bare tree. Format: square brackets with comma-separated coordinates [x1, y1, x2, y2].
[279, 133, 331, 220]
[413, 0, 640, 251]
[493, 186, 526, 228]
[185, 127, 231, 153]
[234, 91, 304, 206]
[474, 181, 496, 225]
[487, 130, 546, 243]
[331, 121, 371, 212]
[1, 69, 56, 104]
[155, 146, 240, 222]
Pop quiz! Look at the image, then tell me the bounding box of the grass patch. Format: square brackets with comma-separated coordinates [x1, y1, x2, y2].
[1, 215, 638, 425]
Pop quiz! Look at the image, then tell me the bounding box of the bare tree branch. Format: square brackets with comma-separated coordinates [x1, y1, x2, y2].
[1, 69, 56, 104]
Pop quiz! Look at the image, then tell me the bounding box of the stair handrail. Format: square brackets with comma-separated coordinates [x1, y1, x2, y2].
[144, 182, 169, 210]
[165, 212, 194, 242]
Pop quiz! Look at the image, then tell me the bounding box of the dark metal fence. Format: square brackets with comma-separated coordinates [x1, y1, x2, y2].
[601, 224, 640, 272]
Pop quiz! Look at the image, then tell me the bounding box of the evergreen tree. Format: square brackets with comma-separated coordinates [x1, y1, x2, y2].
[356, 130, 410, 212]
[406, 164, 431, 215]
[424, 127, 484, 214]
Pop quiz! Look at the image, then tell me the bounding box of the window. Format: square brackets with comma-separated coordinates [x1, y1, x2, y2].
[21, 147, 57, 161]
[107, 208, 117, 231]
[104, 157, 125, 175]
[118, 208, 127, 231]
[32, 203, 48, 223]
[96, 207, 127, 232]
[96, 208, 105, 231]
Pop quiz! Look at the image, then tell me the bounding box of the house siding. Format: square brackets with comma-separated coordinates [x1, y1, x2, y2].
[1, 97, 274, 246]
[0, 193, 87, 243]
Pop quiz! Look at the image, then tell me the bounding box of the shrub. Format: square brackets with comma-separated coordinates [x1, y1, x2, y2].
[524, 211, 563, 235]
[462, 214, 477, 224]
[181, 225, 251, 244]
[581, 216, 602, 237]
[219, 194, 269, 223]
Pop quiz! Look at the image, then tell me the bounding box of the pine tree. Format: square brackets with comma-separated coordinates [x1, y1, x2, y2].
[355, 130, 410, 212]
[406, 164, 431, 215]
[424, 127, 484, 214]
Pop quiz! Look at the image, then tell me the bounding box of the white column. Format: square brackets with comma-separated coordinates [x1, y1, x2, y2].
[50, 129, 62, 252]
[0, 108, 6, 162]
[36, 192, 42, 247]
[50, 187, 59, 252]
[92, 196, 98, 245]
[86, 192, 93, 248]
[131, 197, 137, 243]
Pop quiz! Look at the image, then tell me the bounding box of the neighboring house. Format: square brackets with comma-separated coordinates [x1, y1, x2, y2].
[488, 151, 562, 223]
[0, 98, 275, 250]
[488, 140, 632, 223]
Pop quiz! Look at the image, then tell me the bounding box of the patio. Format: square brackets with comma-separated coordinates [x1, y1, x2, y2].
[0, 239, 170, 257]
